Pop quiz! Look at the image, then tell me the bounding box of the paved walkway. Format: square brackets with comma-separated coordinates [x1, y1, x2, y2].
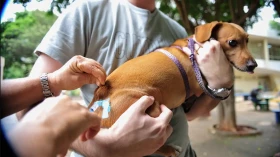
[188, 98, 280, 157]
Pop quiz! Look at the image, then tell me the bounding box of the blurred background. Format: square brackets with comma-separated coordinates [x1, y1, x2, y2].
[1, 0, 280, 157]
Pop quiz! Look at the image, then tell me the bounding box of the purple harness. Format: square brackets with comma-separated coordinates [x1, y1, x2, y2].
[156, 38, 220, 100]
[155, 49, 190, 98]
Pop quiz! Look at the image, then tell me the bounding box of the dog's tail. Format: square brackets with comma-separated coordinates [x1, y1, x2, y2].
[88, 81, 111, 108]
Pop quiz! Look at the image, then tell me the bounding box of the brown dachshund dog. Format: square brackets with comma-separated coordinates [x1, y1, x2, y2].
[89, 21, 258, 157]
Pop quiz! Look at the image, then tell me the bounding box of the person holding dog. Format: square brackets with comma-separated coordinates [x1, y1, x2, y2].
[16, 0, 234, 157]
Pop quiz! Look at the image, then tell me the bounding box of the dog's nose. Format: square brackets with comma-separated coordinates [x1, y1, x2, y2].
[246, 60, 258, 72]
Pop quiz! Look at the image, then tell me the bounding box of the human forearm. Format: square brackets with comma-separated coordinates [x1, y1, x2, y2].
[186, 94, 219, 121]
[1, 77, 44, 118]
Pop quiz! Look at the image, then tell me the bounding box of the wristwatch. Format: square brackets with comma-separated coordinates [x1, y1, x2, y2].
[40, 73, 54, 98]
[207, 85, 232, 100]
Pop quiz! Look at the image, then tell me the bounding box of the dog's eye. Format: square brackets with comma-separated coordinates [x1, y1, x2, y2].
[228, 40, 238, 47]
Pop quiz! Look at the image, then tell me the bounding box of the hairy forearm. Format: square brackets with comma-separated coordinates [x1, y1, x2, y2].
[1, 77, 44, 118]
[186, 94, 220, 121]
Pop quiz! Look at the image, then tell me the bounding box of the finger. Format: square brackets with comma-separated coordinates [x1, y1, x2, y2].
[73, 56, 107, 85]
[82, 72, 105, 86]
[79, 131, 87, 142]
[79, 113, 101, 141]
[81, 58, 106, 75]
[196, 41, 212, 62]
[86, 112, 101, 128]
[85, 126, 100, 139]
[130, 96, 155, 113]
[209, 39, 220, 49]
[157, 104, 173, 124]
[89, 66, 107, 86]
[78, 63, 107, 86]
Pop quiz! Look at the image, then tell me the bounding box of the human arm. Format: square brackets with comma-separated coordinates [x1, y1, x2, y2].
[70, 96, 173, 157]
[7, 96, 101, 157]
[183, 39, 234, 121]
[12, 54, 106, 119]
[185, 94, 220, 121]
[1, 77, 44, 118]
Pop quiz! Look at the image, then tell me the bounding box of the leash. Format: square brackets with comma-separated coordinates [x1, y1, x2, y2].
[155, 49, 190, 98]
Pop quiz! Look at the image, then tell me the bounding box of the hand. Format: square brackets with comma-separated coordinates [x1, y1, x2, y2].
[108, 96, 173, 157]
[8, 96, 101, 157]
[48, 55, 107, 95]
[183, 39, 234, 89]
[74, 96, 173, 157]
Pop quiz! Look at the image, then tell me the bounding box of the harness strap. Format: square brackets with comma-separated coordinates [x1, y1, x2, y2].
[188, 38, 227, 100]
[156, 49, 190, 98]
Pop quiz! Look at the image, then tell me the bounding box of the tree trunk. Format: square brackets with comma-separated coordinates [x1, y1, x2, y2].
[217, 86, 237, 132]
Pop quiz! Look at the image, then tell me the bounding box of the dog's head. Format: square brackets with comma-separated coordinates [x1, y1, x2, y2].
[194, 21, 258, 73]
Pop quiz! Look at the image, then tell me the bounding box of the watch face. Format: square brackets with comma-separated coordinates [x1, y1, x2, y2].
[207, 85, 231, 99]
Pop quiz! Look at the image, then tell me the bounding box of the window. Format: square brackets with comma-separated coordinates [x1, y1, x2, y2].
[268, 44, 280, 60]
[248, 41, 264, 59]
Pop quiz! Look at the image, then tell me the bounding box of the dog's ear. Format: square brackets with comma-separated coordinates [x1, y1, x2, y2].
[195, 21, 222, 42]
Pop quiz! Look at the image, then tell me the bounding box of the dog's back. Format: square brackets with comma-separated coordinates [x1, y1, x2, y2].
[89, 51, 191, 127]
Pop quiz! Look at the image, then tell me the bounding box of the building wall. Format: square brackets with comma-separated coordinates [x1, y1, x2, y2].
[234, 72, 259, 93]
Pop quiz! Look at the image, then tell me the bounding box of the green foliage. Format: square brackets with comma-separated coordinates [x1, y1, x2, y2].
[64, 89, 81, 97]
[270, 20, 280, 35]
[1, 10, 57, 79]
[157, 0, 271, 34]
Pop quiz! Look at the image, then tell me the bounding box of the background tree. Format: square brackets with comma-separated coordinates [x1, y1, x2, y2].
[270, 13, 280, 35]
[1, 10, 57, 78]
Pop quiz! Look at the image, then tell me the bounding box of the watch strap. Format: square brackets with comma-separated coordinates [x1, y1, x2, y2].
[40, 73, 53, 98]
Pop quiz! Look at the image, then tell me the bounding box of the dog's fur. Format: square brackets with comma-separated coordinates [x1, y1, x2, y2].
[89, 21, 258, 157]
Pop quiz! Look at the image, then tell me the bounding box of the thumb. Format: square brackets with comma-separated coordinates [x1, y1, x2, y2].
[158, 104, 173, 124]
[79, 112, 101, 141]
[80, 72, 107, 86]
[80, 73, 101, 86]
[130, 96, 155, 113]
[79, 126, 100, 141]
